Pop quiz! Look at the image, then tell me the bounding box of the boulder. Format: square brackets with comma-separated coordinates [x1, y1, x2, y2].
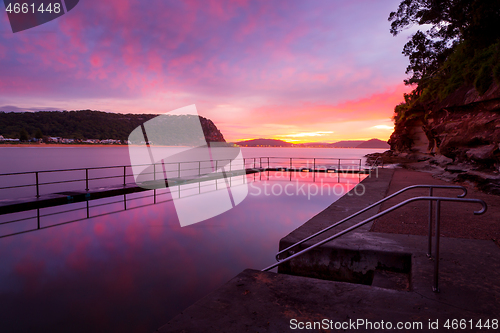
[465, 144, 497, 161]
[432, 155, 453, 167]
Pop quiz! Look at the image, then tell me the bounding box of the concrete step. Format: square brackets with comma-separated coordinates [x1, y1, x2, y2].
[371, 268, 410, 291]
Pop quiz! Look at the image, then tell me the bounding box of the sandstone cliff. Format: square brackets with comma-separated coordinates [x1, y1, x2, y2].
[384, 82, 500, 194]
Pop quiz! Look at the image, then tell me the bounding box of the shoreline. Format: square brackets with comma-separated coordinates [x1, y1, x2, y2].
[0, 143, 388, 149]
[0, 143, 128, 147]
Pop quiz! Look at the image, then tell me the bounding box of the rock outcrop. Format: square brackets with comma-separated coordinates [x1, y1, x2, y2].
[382, 82, 500, 195]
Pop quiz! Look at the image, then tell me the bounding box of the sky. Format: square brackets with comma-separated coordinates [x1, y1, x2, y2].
[0, 0, 414, 143]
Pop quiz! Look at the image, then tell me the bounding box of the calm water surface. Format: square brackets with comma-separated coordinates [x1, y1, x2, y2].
[0, 147, 380, 332]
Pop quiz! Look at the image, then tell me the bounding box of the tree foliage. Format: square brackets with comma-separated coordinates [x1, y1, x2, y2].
[0, 110, 225, 143]
[19, 128, 29, 142]
[390, 0, 500, 89]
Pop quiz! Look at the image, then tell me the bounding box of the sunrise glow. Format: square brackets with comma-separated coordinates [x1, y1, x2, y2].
[0, 0, 413, 142]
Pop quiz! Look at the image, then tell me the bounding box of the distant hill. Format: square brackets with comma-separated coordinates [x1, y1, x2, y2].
[0, 110, 225, 143]
[295, 142, 333, 148]
[329, 140, 366, 148]
[234, 138, 389, 148]
[356, 139, 390, 149]
[235, 138, 294, 147]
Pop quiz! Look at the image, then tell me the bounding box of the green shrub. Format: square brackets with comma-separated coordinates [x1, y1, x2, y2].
[474, 64, 494, 95]
[494, 62, 500, 84]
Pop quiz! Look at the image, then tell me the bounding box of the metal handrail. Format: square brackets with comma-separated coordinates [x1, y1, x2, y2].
[0, 158, 254, 198]
[0, 156, 364, 199]
[276, 184, 467, 261]
[263, 196, 487, 292]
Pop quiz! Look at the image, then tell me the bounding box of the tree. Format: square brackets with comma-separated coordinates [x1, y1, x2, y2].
[34, 128, 43, 139]
[389, 0, 500, 88]
[19, 128, 29, 142]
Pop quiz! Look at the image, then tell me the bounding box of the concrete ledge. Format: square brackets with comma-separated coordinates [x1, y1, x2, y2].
[278, 169, 397, 282]
[158, 168, 500, 332]
[159, 262, 499, 333]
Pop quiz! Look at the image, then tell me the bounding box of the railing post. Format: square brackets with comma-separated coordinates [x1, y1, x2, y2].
[178, 162, 181, 178]
[199, 161, 201, 176]
[123, 166, 126, 186]
[35, 172, 40, 198]
[313, 158, 316, 182]
[215, 160, 218, 190]
[85, 169, 89, 191]
[433, 199, 441, 293]
[427, 187, 433, 258]
[338, 159, 340, 183]
[154, 163, 156, 204]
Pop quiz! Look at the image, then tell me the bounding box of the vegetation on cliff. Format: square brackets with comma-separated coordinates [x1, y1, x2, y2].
[0, 110, 226, 143]
[390, 0, 500, 126]
[383, 1, 500, 194]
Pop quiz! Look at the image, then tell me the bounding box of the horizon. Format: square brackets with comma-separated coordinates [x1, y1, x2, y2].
[0, 109, 394, 143]
[232, 137, 387, 144]
[0, 0, 411, 143]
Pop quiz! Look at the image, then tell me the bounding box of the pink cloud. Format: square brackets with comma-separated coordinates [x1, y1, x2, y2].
[0, 0, 411, 142]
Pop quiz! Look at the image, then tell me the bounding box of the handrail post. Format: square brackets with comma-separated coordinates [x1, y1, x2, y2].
[313, 158, 316, 182]
[123, 166, 126, 186]
[199, 161, 201, 176]
[266, 195, 486, 292]
[35, 172, 40, 197]
[85, 169, 89, 191]
[427, 187, 433, 257]
[433, 200, 441, 292]
[215, 160, 218, 190]
[337, 159, 340, 183]
[153, 163, 156, 204]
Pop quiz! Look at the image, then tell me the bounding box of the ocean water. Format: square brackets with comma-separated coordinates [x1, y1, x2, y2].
[0, 147, 382, 332]
[0, 146, 384, 173]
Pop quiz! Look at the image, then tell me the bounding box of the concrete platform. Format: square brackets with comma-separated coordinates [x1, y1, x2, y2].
[158, 168, 500, 332]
